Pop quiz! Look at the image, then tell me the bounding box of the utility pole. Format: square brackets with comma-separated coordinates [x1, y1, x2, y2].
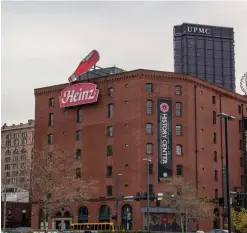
[143, 157, 151, 231]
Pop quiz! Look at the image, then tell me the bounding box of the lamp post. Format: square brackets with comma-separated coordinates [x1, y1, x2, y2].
[217, 113, 235, 233]
[115, 173, 122, 232]
[143, 157, 151, 231]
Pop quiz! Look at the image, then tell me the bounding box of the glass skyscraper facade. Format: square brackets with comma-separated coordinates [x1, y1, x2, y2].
[174, 23, 235, 92]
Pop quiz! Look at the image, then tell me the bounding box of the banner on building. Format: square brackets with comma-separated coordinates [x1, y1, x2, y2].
[157, 99, 172, 182]
[243, 118, 247, 194]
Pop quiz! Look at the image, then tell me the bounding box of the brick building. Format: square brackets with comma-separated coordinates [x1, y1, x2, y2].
[32, 69, 247, 231]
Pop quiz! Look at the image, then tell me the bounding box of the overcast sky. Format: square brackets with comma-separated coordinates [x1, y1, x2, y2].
[2, 1, 247, 125]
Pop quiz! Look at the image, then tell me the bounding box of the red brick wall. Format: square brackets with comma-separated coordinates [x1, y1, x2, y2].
[32, 70, 247, 231]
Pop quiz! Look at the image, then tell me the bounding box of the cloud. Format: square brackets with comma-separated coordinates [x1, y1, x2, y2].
[2, 1, 247, 124]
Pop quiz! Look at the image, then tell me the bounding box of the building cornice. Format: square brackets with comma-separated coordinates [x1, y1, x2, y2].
[34, 69, 247, 103]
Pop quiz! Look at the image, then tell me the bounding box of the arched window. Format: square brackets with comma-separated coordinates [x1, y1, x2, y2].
[13, 149, 18, 155]
[99, 205, 110, 223]
[21, 148, 26, 154]
[55, 211, 62, 217]
[64, 211, 71, 217]
[78, 206, 88, 223]
[121, 205, 133, 230]
[5, 150, 11, 156]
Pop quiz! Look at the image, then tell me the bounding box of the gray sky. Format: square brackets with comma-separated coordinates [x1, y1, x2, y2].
[2, 1, 247, 125]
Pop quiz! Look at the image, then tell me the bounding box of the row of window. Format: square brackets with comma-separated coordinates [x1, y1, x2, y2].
[5, 163, 26, 170]
[4, 170, 27, 178]
[5, 148, 27, 156]
[6, 132, 28, 140]
[6, 138, 28, 147]
[3, 177, 26, 185]
[5, 154, 26, 162]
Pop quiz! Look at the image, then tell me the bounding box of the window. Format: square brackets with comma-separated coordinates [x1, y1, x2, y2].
[108, 104, 114, 118]
[106, 166, 112, 177]
[176, 102, 182, 117]
[49, 98, 55, 107]
[5, 157, 11, 163]
[149, 184, 154, 195]
[146, 100, 153, 115]
[5, 150, 11, 156]
[108, 87, 114, 97]
[5, 164, 10, 170]
[22, 132, 27, 138]
[214, 151, 217, 162]
[149, 164, 153, 175]
[176, 125, 182, 136]
[21, 154, 26, 161]
[76, 149, 81, 160]
[213, 133, 217, 144]
[240, 157, 243, 167]
[107, 145, 113, 156]
[77, 109, 82, 122]
[12, 178, 17, 184]
[107, 126, 113, 137]
[14, 140, 19, 146]
[177, 165, 183, 176]
[214, 170, 218, 181]
[215, 189, 219, 199]
[75, 168, 81, 178]
[146, 83, 153, 93]
[212, 96, 216, 104]
[238, 105, 242, 114]
[6, 140, 11, 146]
[241, 175, 244, 186]
[13, 156, 18, 162]
[106, 185, 113, 196]
[146, 143, 153, 155]
[240, 140, 243, 150]
[146, 123, 153, 135]
[22, 138, 27, 145]
[49, 113, 54, 127]
[14, 133, 19, 139]
[213, 111, 216, 124]
[239, 120, 242, 133]
[48, 134, 53, 145]
[76, 130, 82, 141]
[13, 149, 18, 155]
[176, 145, 182, 156]
[175, 86, 182, 95]
[6, 134, 11, 140]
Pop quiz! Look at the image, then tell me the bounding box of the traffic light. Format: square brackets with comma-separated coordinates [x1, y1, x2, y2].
[218, 197, 224, 206]
[156, 200, 160, 207]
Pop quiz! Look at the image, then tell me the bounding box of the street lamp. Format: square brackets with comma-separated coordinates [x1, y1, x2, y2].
[217, 113, 235, 233]
[143, 157, 151, 231]
[115, 173, 122, 232]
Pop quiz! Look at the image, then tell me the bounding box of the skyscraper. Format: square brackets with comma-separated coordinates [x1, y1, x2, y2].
[173, 23, 235, 92]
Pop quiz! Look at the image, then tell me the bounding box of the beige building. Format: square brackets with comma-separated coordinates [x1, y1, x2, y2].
[1, 120, 34, 202]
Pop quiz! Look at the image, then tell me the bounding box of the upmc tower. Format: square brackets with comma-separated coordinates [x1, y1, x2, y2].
[173, 23, 235, 92]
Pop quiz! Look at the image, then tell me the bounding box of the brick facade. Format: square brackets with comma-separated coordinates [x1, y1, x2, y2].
[33, 69, 247, 231]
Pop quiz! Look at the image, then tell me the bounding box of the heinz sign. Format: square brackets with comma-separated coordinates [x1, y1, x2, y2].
[59, 83, 99, 108]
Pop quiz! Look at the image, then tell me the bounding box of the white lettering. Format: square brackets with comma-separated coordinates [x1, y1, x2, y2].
[61, 90, 75, 104]
[81, 91, 89, 100]
[61, 88, 97, 104]
[73, 92, 79, 102]
[187, 26, 211, 35]
[88, 90, 96, 100]
[160, 113, 168, 165]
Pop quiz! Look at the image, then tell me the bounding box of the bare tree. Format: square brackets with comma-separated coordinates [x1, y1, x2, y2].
[19, 143, 98, 231]
[162, 177, 214, 232]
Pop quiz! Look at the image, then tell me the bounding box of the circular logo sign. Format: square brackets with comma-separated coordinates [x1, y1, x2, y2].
[163, 172, 168, 178]
[240, 72, 247, 95]
[160, 103, 169, 113]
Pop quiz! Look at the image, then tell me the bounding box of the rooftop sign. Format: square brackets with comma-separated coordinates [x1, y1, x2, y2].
[187, 26, 211, 35]
[59, 83, 99, 108]
[68, 50, 100, 83]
